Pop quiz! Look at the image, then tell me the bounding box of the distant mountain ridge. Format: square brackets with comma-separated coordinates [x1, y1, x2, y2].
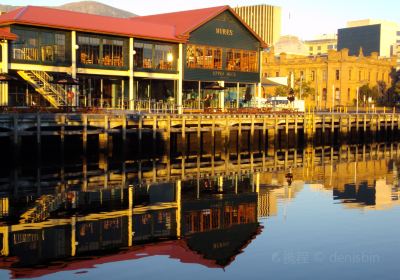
[0, 1, 137, 18]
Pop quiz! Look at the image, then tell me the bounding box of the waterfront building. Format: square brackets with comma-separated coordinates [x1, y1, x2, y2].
[338, 19, 399, 62]
[233, 4, 281, 46]
[304, 34, 337, 56]
[263, 48, 396, 108]
[0, 5, 266, 110]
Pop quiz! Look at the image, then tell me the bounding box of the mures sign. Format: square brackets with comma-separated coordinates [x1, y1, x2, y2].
[215, 28, 234, 36]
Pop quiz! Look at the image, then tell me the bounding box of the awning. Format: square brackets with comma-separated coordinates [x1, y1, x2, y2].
[261, 77, 288, 86]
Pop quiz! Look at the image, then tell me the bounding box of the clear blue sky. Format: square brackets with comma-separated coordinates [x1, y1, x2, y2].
[1, 0, 399, 39]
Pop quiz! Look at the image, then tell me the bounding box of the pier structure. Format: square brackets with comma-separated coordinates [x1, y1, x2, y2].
[1, 112, 400, 153]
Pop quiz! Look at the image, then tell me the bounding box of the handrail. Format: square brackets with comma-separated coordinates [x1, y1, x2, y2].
[30, 70, 67, 106]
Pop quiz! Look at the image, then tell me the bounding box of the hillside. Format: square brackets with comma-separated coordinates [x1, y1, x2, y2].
[0, 1, 137, 17]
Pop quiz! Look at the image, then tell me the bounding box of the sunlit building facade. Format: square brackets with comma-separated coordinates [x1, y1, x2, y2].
[304, 34, 337, 56]
[263, 48, 396, 108]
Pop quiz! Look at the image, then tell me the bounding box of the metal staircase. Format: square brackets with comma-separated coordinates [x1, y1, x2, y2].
[17, 70, 68, 108]
[19, 194, 66, 223]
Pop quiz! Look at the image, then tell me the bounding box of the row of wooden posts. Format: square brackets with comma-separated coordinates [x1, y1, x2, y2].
[1, 112, 400, 153]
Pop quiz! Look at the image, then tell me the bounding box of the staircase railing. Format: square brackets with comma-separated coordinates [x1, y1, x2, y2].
[17, 70, 69, 108]
[30, 70, 68, 106]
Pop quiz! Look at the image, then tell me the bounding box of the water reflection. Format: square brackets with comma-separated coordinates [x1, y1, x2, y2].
[1, 142, 400, 278]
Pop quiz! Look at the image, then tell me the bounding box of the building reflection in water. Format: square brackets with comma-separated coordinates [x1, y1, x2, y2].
[0, 142, 400, 278]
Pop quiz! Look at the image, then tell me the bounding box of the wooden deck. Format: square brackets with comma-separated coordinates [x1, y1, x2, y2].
[1, 112, 399, 150]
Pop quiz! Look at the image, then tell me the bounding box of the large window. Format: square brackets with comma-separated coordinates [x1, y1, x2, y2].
[225, 49, 258, 72]
[11, 27, 68, 64]
[187, 44, 258, 72]
[186, 44, 223, 70]
[78, 34, 127, 68]
[78, 36, 100, 65]
[102, 39, 124, 67]
[135, 41, 177, 71]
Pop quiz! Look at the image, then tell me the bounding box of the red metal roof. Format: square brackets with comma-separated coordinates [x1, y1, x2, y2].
[0, 6, 182, 43]
[131, 6, 228, 37]
[0, 5, 267, 47]
[0, 27, 17, 40]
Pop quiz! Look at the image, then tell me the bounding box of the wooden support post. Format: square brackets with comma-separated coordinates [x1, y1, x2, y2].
[397, 114, 400, 131]
[82, 157, 87, 192]
[274, 114, 279, 147]
[285, 114, 289, 135]
[182, 116, 186, 156]
[364, 114, 367, 132]
[211, 116, 215, 157]
[377, 115, 381, 131]
[122, 114, 127, 142]
[197, 116, 201, 154]
[99, 115, 109, 151]
[391, 113, 395, 131]
[152, 116, 157, 154]
[36, 113, 41, 145]
[261, 117, 266, 168]
[356, 114, 359, 132]
[250, 115, 255, 152]
[238, 119, 242, 160]
[384, 115, 387, 130]
[322, 115, 325, 133]
[262, 117, 267, 150]
[312, 112, 316, 134]
[348, 115, 351, 133]
[138, 115, 142, 154]
[13, 114, 20, 145]
[83, 114, 88, 153]
[225, 118, 230, 165]
[331, 114, 335, 133]
[60, 114, 66, 151]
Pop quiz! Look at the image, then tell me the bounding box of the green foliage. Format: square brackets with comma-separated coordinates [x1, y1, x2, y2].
[293, 79, 315, 98]
[387, 69, 400, 104]
[274, 85, 290, 96]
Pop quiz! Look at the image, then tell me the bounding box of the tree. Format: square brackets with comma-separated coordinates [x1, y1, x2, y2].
[359, 84, 373, 105]
[293, 79, 315, 99]
[388, 69, 400, 105]
[274, 85, 290, 96]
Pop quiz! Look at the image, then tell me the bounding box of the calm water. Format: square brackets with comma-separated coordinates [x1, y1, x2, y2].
[1, 142, 400, 280]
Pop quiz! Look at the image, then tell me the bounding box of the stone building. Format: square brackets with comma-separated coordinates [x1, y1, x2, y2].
[263, 48, 397, 109]
[304, 34, 337, 56]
